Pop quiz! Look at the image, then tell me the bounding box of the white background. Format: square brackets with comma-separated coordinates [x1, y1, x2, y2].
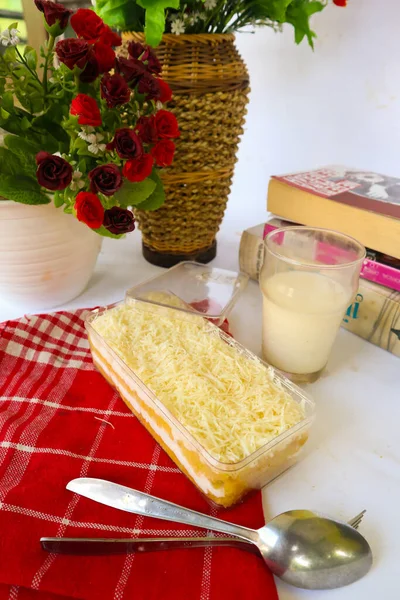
[1, 1, 400, 598]
[231, 0, 400, 230]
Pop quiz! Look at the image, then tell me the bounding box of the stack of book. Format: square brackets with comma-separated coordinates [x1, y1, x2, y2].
[239, 166, 400, 358]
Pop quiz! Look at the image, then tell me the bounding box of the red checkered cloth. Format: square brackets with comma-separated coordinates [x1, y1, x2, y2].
[0, 308, 278, 600]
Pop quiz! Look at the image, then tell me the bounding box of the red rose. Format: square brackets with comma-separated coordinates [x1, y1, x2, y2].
[157, 79, 172, 103]
[34, 0, 71, 35]
[104, 206, 135, 235]
[135, 115, 158, 144]
[89, 164, 122, 196]
[79, 53, 99, 83]
[36, 151, 72, 191]
[93, 42, 115, 73]
[150, 140, 175, 167]
[100, 25, 122, 47]
[108, 128, 143, 159]
[74, 191, 104, 229]
[101, 73, 130, 108]
[70, 8, 105, 43]
[70, 94, 102, 127]
[55, 38, 90, 71]
[154, 110, 180, 139]
[138, 72, 161, 100]
[116, 57, 145, 86]
[123, 154, 154, 182]
[146, 48, 162, 75]
[333, 0, 346, 5]
[128, 41, 147, 59]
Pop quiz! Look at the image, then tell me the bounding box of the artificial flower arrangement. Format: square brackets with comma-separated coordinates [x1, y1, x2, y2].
[0, 2, 179, 236]
[96, 0, 348, 48]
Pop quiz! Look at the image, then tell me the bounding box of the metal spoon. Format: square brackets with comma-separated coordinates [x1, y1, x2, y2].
[66, 478, 372, 589]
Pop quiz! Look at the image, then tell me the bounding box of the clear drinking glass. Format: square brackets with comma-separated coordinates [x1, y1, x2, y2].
[260, 227, 366, 383]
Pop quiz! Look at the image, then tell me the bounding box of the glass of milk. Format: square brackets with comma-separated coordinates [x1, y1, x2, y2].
[260, 227, 365, 383]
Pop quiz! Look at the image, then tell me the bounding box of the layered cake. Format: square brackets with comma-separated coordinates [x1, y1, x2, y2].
[86, 300, 313, 507]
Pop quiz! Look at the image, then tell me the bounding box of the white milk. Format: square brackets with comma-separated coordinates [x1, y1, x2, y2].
[261, 270, 350, 375]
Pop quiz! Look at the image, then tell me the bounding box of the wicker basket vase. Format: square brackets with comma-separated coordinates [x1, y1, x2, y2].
[121, 33, 250, 267]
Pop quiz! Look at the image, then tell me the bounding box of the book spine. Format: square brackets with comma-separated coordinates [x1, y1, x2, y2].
[263, 222, 400, 293]
[360, 260, 400, 293]
[238, 228, 264, 281]
[342, 280, 400, 358]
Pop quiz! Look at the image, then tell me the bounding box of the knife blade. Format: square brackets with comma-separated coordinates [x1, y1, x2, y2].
[66, 477, 256, 542]
[40, 536, 256, 555]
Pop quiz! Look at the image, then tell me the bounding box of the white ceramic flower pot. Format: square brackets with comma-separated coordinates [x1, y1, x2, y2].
[0, 200, 102, 311]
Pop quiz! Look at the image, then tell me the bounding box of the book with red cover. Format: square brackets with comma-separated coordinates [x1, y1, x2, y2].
[274, 166, 400, 220]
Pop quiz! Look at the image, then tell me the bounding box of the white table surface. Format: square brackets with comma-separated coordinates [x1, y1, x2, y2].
[1, 218, 399, 600]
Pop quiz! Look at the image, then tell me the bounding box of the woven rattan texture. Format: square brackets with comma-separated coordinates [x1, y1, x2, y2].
[121, 33, 250, 255]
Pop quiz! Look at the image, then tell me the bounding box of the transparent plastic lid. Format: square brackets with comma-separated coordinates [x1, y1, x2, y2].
[126, 262, 249, 325]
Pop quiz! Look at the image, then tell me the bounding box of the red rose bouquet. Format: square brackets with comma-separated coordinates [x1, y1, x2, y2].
[0, 3, 179, 237]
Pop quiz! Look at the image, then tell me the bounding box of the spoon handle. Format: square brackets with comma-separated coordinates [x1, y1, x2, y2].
[67, 478, 258, 543]
[41, 536, 258, 556]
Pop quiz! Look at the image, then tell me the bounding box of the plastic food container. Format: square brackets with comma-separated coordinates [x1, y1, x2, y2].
[85, 293, 315, 508]
[125, 261, 249, 326]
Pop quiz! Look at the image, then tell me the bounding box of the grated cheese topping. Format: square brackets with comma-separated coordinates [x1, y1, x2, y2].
[91, 300, 305, 464]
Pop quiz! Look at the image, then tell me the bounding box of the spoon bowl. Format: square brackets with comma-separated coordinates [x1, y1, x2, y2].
[256, 509, 372, 589]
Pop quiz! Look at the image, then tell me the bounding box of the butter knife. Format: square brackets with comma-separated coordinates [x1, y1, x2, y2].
[40, 536, 256, 555]
[66, 477, 256, 541]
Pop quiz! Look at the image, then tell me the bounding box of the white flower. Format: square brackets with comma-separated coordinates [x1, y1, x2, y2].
[70, 170, 85, 192]
[78, 129, 106, 154]
[78, 126, 95, 142]
[88, 134, 106, 154]
[171, 18, 185, 35]
[0, 27, 20, 47]
[88, 141, 106, 154]
[204, 0, 217, 10]
[188, 12, 200, 25]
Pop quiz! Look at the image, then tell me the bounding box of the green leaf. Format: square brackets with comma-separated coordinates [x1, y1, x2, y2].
[0, 176, 50, 205]
[95, 225, 124, 239]
[258, 0, 293, 22]
[137, 0, 179, 46]
[138, 0, 179, 9]
[72, 137, 98, 157]
[144, 5, 167, 47]
[4, 136, 40, 177]
[5, 134, 41, 156]
[20, 116, 32, 131]
[0, 146, 23, 175]
[286, 0, 324, 48]
[1, 108, 10, 120]
[54, 191, 65, 208]
[113, 177, 156, 207]
[103, 110, 121, 132]
[32, 114, 70, 152]
[2, 92, 14, 112]
[3, 46, 16, 63]
[136, 169, 165, 210]
[8, 22, 18, 31]
[96, 0, 145, 29]
[25, 48, 38, 71]
[78, 158, 87, 173]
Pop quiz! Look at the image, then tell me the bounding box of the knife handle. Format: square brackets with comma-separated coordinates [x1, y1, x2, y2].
[40, 537, 257, 556]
